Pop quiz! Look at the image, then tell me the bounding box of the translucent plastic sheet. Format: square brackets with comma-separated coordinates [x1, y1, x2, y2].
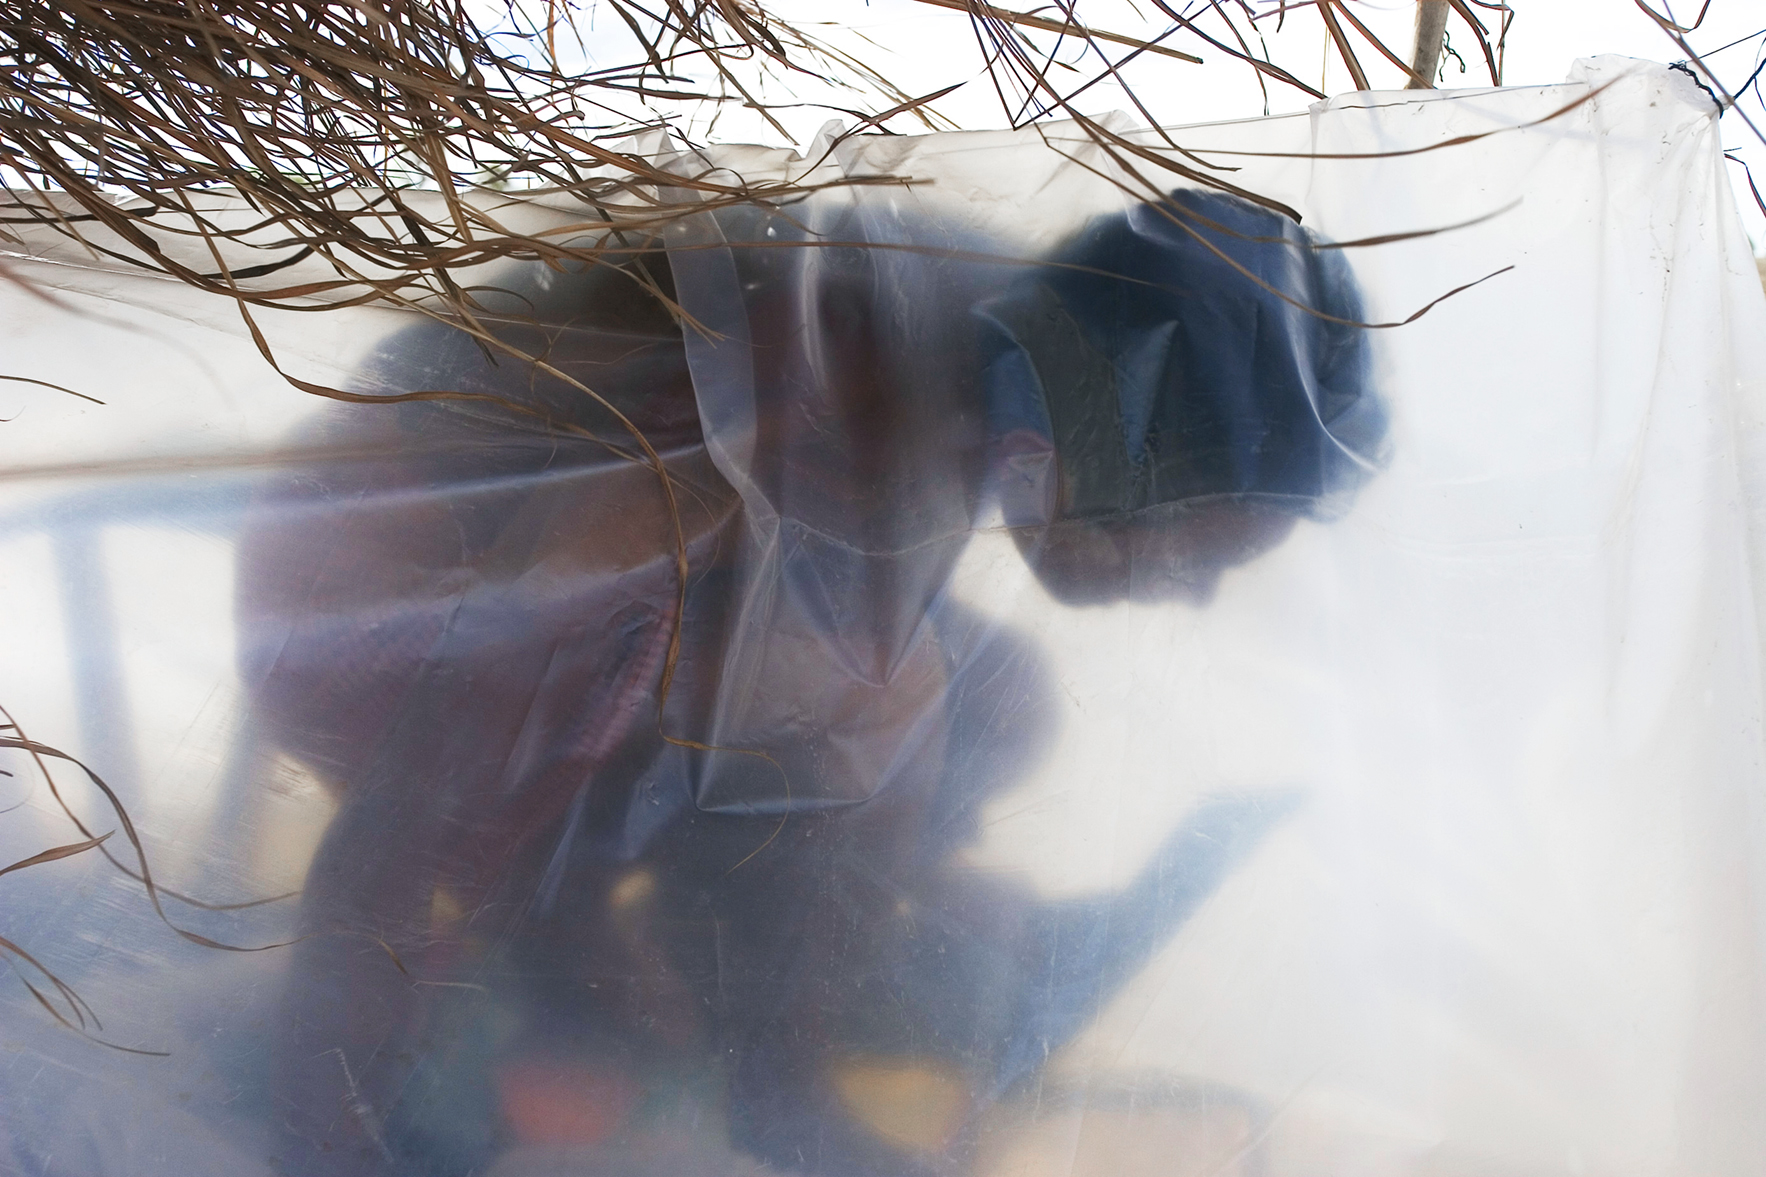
[3, 57, 1766, 1177]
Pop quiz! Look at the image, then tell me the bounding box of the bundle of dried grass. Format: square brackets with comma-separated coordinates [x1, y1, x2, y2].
[0, 0, 1523, 319]
[0, 0, 855, 310]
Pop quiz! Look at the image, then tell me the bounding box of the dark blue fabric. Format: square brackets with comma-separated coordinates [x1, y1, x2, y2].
[980, 189, 1384, 523]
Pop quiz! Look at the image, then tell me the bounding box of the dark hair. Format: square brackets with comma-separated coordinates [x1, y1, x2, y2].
[978, 188, 1387, 528]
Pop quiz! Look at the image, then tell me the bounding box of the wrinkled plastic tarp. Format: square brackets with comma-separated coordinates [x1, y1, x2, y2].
[2, 56, 1766, 1177]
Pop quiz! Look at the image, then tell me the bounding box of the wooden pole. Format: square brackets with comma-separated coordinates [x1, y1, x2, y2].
[1407, 0, 1450, 89]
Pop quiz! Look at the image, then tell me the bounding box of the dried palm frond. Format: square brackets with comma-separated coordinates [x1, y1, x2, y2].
[0, 0, 856, 311]
[0, 0, 1525, 317]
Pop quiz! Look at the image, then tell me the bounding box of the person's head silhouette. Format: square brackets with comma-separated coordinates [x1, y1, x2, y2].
[234, 187, 1385, 1177]
[980, 188, 1385, 604]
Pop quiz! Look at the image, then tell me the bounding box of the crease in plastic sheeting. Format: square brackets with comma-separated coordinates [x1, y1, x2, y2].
[662, 215, 768, 515]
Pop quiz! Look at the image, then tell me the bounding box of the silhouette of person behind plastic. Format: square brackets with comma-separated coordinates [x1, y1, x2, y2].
[234, 187, 1382, 1177]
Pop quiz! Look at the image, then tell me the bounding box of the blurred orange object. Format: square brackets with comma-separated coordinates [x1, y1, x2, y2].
[495, 1061, 642, 1147]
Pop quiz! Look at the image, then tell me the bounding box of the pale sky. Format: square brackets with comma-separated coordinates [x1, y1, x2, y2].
[542, 0, 1766, 250]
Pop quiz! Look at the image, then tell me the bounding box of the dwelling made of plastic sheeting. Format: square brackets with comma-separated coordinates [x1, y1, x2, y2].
[1, 56, 1765, 1177]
